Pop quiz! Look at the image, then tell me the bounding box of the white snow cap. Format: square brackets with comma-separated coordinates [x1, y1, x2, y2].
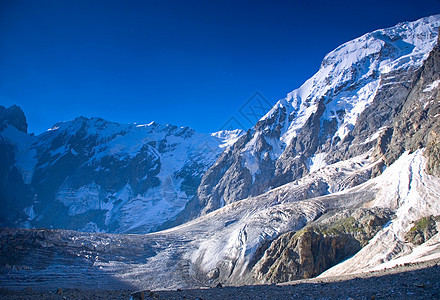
[261, 15, 440, 145]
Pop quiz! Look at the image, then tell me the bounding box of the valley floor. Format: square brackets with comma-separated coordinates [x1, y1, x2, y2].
[2, 259, 440, 300]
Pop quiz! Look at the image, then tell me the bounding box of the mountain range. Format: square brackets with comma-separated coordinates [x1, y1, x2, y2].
[0, 109, 242, 233]
[0, 14, 439, 291]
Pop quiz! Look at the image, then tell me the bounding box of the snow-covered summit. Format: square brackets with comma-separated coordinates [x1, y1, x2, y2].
[211, 129, 245, 148]
[263, 14, 440, 146]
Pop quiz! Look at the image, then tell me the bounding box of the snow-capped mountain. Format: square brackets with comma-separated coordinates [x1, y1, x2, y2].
[0, 14, 440, 292]
[173, 15, 440, 222]
[0, 112, 236, 233]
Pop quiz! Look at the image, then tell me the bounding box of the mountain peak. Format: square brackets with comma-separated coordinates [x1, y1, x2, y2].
[0, 105, 28, 133]
[262, 14, 440, 147]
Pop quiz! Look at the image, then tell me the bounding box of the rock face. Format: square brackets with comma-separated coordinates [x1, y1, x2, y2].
[253, 208, 393, 283]
[170, 15, 440, 225]
[379, 28, 440, 167]
[0, 106, 33, 225]
[0, 105, 28, 133]
[405, 215, 440, 245]
[0, 112, 238, 233]
[426, 135, 440, 176]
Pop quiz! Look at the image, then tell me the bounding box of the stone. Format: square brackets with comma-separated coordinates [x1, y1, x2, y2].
[131, 290, 145, 300]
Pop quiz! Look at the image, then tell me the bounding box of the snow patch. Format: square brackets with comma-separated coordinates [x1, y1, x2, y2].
[361, 126, 388, 145]
[423, 79, 440, 92]
[211, 129, 244, 148]
[308, 153, 327, 173]
[56, 182, 105, 216]
[23, 205, 36, 220]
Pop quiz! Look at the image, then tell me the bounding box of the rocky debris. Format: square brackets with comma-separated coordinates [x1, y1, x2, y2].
[104, 259, 440, 300]
[148, 291, 160, 299]
[0, 288, 132, 299]
[0, 227, 166, 290]
[405, 215, 440, 245]
[252, 208, 393, 283]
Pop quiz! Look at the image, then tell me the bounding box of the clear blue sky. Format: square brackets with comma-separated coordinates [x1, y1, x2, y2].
[1, 0, 439, 134]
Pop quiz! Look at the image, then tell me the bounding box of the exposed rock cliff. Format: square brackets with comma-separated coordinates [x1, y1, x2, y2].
[405, 215, 440, 245]
[379, 28, 440, 167]
[253, 208, 393, 283]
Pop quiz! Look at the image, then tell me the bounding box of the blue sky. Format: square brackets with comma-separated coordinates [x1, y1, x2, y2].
[1, 0, 439, 134]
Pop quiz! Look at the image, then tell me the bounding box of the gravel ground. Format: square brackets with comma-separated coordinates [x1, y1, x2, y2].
[2, 259, 440, 300]
[0, 288, 132, 300]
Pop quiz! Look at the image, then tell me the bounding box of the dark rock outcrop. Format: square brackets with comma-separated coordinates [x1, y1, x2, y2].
[253, 208, 393, 283]
[0, 105, 28, 133]
[380, 33, 440, 167]
[405, 215, 440, 245]
[0, 106, 33, 224]
[425, 132, 440, 176]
